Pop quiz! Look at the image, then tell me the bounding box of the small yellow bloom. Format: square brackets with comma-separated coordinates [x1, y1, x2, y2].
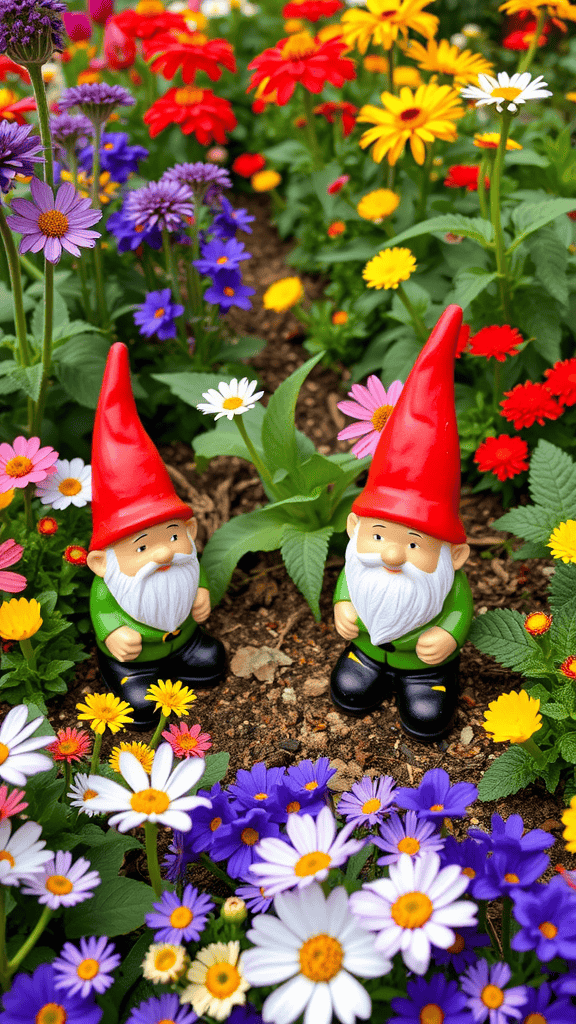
[76, 692, 135, 735]
[403, 37, 494, 85]
[473, 132, 522, 151]
[251, 169, 281, 192]
[566, 91, 576, 102]
[0, 597, 42, 641]
[363, 247, 416, 290]
[181, 941, 249, 1020]
[524, 611, 552, 636]
[357, 188, 400, 222]
[548, 520, 576, 563]
[142, 943, 189, 985]
[500, 0, 576, 19]
[561, 795, 576, 853]
[109, 740, 154, 774]
[145, 678, 197, 717]
[263, 277, 304, 312]
[317, 24, 345, 43]
[482, 690, 542, 744]
[0, 489, 15, 511]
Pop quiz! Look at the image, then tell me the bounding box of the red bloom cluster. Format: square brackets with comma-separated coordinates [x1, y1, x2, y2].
[444, 164, 489, 192]
[544, 357, 576, 407]
[113, 4, 185, 41]
[314, 100, 358, 137]
[144, 31, 236, 84]
[282, 0, 344, 22]
[500, 381, 563, 430]
[247, 32, 355, 105]
[0, 94, 36, 126]
[468, 325, 523, 363]
[232, 153, 266, 177]
[144, 85, 237, 142]
[474, 434, 530, 481]
[0, 56, 30, 84]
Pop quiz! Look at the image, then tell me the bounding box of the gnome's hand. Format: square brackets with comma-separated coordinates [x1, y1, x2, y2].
[334, 601, 360, 641]
[105, 625, 143, 662]
[192, 586, 211, 624]
[416, 626, 457, 666]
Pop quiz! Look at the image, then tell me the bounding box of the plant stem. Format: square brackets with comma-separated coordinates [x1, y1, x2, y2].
[70, 153, 93, 320]
[0, 889, 9, 992]
[387, 42, 397, 94]
[395, 283, 428, 345]
[31, 260, 53, 436]
[149, 712, 168, 750]
[490, 110, 513, 321]
[416, 144, 434, 223]
[501, 896, 512, 958]
[89, 731, 103, 774]
[19, 636, 36, 671]
[90, 122, 109, 329]
[477, 155, 489, 220]
[144, 821, 162, 897]
[0, 208, 31, 370]
[233, 415, 281, 498]
[162, 228, 187, 349]
[520, 736, 544, 763]
[63, 761, 72, 801]
[8, 906, 52, 977]
[200, 853, 236, 892]
[28, 65, 53, 188]
[516, 8, 546, 74]
[302, 90, 323, 170]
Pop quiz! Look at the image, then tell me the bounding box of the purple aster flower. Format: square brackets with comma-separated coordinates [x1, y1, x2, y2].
[162, 161, 232, 202]
[511, 877, 576, 961]
[212, 196, 254, 238]
[460, 961, 527, 1024]
[134, 288, 184, 341]
[338, 774, 397, 827]
[182, 782, 236, 858]
[554, 964, 576, 997]
[373, 810, 444, 867]
[50, 113, 93, 159]
[440, 837, 489, 899]
[59, 83, 134, 125]
[0, 120, 43, 195]
[265, 777, 326, 824]
[394, 768, 478, 821]
[0, 963, 102, 1024]
[53, 936, 120, 998]
[469, 813, 555, 854]
[145, 884, 214, 944]
[124, 180, 194, 235]
[390, 974, 474, 1024]
[204, 268, 255, 314]
[235, 876, 273, 913]
[228, 762, 285, 813]
[471, 838, 549, 901]
[517, 983, 573, 1024]
[21, 849, 100, 908]
[228, 1007, 264, 1024]
[107, 207, 162, 253]
[126, 993, 197, 1024]
[286, 757, 335, 801]
[209, 807, 280, 879]
[163, 829, 191, 884]
[431, 925, 490, 973]
[6, 177, 102, 263]
[79, 132, 148, 185]
[193, 236, 251, 277]
[0, 0, 66, 66]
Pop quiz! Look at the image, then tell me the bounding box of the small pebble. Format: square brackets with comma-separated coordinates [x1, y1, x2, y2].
[460, 726, 474, 746]
[279, 738, 299, 752]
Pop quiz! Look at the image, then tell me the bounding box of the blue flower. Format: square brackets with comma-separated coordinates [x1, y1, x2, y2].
[471, 838, 549, 901]
[460, 961, 527, 1024]
[228, 762, 285, 813]
[440, 836, 489, 898]
[511, 877, 576, 961]
[517, 983, 574, 1024]
[193, 236, 251, 276]
[373, 810, 444, 867]
[469, 812, 555, 854]
[0, 963, 102, 1024]
[554, 963, 576, 998]
[133, 288, 184, 341]
[212, 196, 254, 238]
[126, 993, 197, 1024]
[185, 782, 235, 857]
[227, 1006, 264, 1024]
[209, 807, 280, 878]
[79, 131, 148, 184]
[265, 777, 326, 823]
[394, 768, 478, 821]
[107, 208, 162, 252]
[431, 924, 490, 973]
[163, 828, 191, 883]
[146, 884, 214, 944]
[203, 268, 255, 314]
[390, 974, 473, 1024]
[285, 757, 335, 801]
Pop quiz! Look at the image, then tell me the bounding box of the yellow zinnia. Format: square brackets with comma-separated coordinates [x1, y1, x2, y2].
[0, 489, 14, 511]
[473, 132, 522, 150]
[363, 247, 416, 290]
[358, 83, 464, 166]
[340, 0, 438, 54]
[145, 678, 197, 717]
[482, 690, 542, 743]
[500, 0, 576, 19]
[263, 277, 304, 312]
[109, 740, 154, 774]
[393, 65, 422, 89]
[76, 692, 135, 735]
[402, 38, 494, 85]
[251, 169, 281, 192]
[357, 188, 400, 222]
[561, 795, 576, 853]
[548, 520, 576, 563]
[0, 597, 42, 641]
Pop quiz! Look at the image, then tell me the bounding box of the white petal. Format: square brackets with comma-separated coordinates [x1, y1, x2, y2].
[275, 889, 317, 940]
[119, 751, 150, 793]
[0, 705, 28, 744]
[248, 912, 302, 950]
[304, 981, 332, 1024]
[158, 809, 196, 831]
[242, 949, 299, 986]
[402, 929, 430, 975]
[109, 810, 146, 831]
[150, 742, 173, 790]
[264, 975, 314, 1024]
[331, 972, 371, 1024]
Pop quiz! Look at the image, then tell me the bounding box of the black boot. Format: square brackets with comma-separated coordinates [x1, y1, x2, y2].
[330, 644, 391, 715]
[164, 627, 227, 688]
[96, 648, 161, 731]
[393, 656, 460, 742]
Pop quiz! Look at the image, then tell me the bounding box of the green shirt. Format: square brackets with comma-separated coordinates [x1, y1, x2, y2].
[334, 567, 473, 669]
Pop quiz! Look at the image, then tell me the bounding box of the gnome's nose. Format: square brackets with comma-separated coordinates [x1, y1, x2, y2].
[154, 545, 173, 566]
[381, 543, 404, 569]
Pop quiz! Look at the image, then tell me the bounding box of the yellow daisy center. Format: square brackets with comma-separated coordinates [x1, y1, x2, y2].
[83, 788, 98, 801]
[397, 836, 420, 855]
[59, 739, 79, 754]
[362, 797, 381, 814]
[131, 788, 170, 814]
[170, 906, 193, 928]
[38, 210, 69, 238]
[490, 86, 522, 101]
[154, 307, 165, 318]
[5, 455, 33, 478]
[241, 827, 259, 846]
[481, 985, 504, 1010]
[155, 948, 177, 971]
[223, 396, 243, 410]
[420, 1006, 444, 1024]
[447, 932, 465, 954]
[299, 934, 343, 982]
[35, 1004, 67, 1024]
[77, 959, 99, 980]
[0, 743, 9, 765]
[539, 921, 558, 939]
[371, 404, 393, 431]
[223, 286, 235, 297]
[58, 477, 82, 496]
[281, 32, 317, 60]
[178, 734, 198, 749]
[294, 850, 331, 877]
[175, 86, 203, 105]
[136, 0, 164, 15]
[46, 875, 73, 895]
[304, 781, 318, 790]
[391, 891, 433, 928]
[205, 961, 241, 998]
[504, 872, 519, 884]
[0, 850, 15, 867]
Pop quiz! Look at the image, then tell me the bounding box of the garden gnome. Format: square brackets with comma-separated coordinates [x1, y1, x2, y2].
[330, 305, 473, 741]
[87, 342, 226, 728]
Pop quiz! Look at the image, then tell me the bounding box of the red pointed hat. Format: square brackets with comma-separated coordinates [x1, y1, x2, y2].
[351, 304, 466, 544]
[89, 343, 192, 551]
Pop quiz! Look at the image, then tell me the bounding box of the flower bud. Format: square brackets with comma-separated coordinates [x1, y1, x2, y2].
[221, 897, 247, 924]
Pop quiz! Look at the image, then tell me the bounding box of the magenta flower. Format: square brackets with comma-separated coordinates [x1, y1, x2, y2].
[337, 376, 403, 458]
[0, 435, 58, 493]
[161, 722, 212, 758]
[0, 539, 26, 594]
[6, 177, 102, 263]
[0, 784, 27, 821]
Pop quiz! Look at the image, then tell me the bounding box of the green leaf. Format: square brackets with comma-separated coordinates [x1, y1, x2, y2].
[65, 841, 156, 937]
[374, 214, 494, 251]
[344, 843, 375, 881]
[507, 197, 576, 253]
[529, 440, 576, 517]
[493, 504, 562, 544]
[0, 363, 43, 400]
[541, 702, 569, 720]
[468, 608, 543, 673]
[192, 751, 229, 793]
[151, 371, 231, 409]
[446, 269, 498, 311]
[550, 562, 576, 620]
[525, 682, 551, 704]
[517, 290, 562, 364]
[261, 354, 323, 478]
[32, 290, 69, 342]
[478, 746, 538, 801]
[280, 524, 333, 621]
[559, 733, 576, 763]
[528, 227, 569, 306]
[200, 508, 285, 607]
[216, 335, 265, 363]
[0, 283, 34, 322]
[53, 335, 111, 408]
[262, 139, 310, 165]
[193, 403, 265, 462]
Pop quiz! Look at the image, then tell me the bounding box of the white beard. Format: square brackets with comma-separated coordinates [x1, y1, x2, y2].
[345, 531, 455, 647]
[104, 545, 201, 634]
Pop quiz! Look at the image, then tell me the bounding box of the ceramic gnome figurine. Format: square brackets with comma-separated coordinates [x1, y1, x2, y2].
[87, 342, 226, 728]
[330, 305, 473, 741]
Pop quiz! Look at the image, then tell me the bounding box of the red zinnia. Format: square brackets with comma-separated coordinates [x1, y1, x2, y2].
[112, 5, 185, 41]
[467, 325, 523, 363]
[144, 86, 237, 143]
[455, 323, 470, 359]
[444, 164, 489, 192]
[503, 23, 548, 50]
[314, 100, 357, 137]
[144, 32, 236, 84]
[500, 381, 563, 430]
[0, 56, 30, 84]
[327, 220, 346, 236]
[47, 726, 92, 764]
[544, 357, 576, 407]
[247, 31, 355, 106]
[474, 434, 530, 481]
[232, 152, 266, 177]
[64, 545, 88, 565]
[327, 173, 349, 194]
[282, 0, 344, 21]
[37, 516, 58, 535]
[0, 94, 37, 126]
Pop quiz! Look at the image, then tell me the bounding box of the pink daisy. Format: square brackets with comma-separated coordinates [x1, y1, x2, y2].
[0, 785, 27, 821]
[0, 436, 58, 493]
[0, 539, 26, 594]
[161, 722, 212, 758]
[6, 178, 102, 264]
[337, 376, 404, 458]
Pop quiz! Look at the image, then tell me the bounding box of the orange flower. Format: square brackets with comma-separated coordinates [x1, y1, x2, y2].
[47, 727, 91, 764]
[332, 310, 348, 324]
[37, 517, 58, 536]
[64, 545, 88, 565]
[524, 612, 552, 636]
[327, 220, 346, 236]
[560, 655, 576, 679]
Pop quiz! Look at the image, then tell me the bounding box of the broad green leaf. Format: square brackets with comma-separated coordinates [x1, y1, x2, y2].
[0, 283, 34, 322]
[262, 139, 310, 165]
[477, 746, 538, 801]
[469, 608, 544, 674]
[152, 371, 232, 409]
[216, 335, 265, 363]
[541, 702, 569, 720]
[200, 509, 285, 606]
[493, 504, 563, 543]
[193, 403, 265, 462]
[53, 335, 111, 408]
[507, 197, 576, 253]
[65, 841, 155, 937]
[191, 751, 230, 793]
[445, 269, 498, 311]
[517, 290, 562, 364]
[525, 682, 551, 704]
[296, 453, 342, 493]
[280, 524, 333, 620]
[529, 440, 576, 518]
[345, 843, 374, 881]
[372, 214, 494, 251]
[528, 227, 569, 306]
[261, 354, 323, 478]
[559, 733, 576, 763]
[550, 562, 576, 620]
[541, 758, 562, 794]
[0, 363, 42, 401]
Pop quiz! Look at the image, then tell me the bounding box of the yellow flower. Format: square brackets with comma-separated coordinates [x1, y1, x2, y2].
[76, 692, 135, 735]
[402, 38, 494, 85]
[145, 678, 197, 717]
[524, 612, 552, 637]
[393, 65, 422, 89]
[142, 943, 189, 985]
[181, 941, 249, 1020]
[562, 795, 576, 853]
[548, 520, 576, 563]
[566, 91, 576, 102]
[364, 54, 389, 73]
[109, 740, 154, 774]
[363, 247, 416, 290]
[340, 0, 438, 54]
[500, 0, 576, 19]
[317, 24, 345, 42]
[358, 83, 464, 166]
[284, 18, 305, 32]
[473, 132, 522, 150]
[357, 188, 400, 222]
[0, 489, 14, 511]
[0, 597, 42, 641]
[251, 169, 281, 192]
[482, 690, 542, 743]
[263, 277, 304, 312]
[60, 169, 120, 206]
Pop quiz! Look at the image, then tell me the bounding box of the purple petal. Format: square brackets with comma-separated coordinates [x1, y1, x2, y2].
[60, 238, 82, 257]
[44, 236, 62, 263]
[387, 380, 404, 404]
[30, 176, 54, 212]
[351, 430, 380, 458]
[366, 375, 389, 405]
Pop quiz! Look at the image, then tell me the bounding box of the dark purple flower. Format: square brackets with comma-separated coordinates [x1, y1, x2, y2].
[265, 777, 326, 824]
[50, 113, 93, 161]
[53, 936, 120, 999]
[146, 884, 214, 944]
[338, 774, 397, 827]
[124, 180, 194, 234]
[162, 161, 232, 202]
[126, 993, 197, 1024]
[390, 974, 473, 1024]
[212, 196, 254, 238]
[285, 757, 335, 801]
[209, 807, 280, 878]
[471, 838, 549, 901]
[0, 120, 43, 195]
[469, 813, 555, 854]
[227, 1007, 264, 1024]
[6, 177, 102, 263]
[554, 964, 576, 998]
[431, 924, 490, 973]
[163, 829, 190, 883]
[193, 236, 251, 277]
[134, 288, 184, 341]
[460, 961, 527, 1024]
[440, 836, 489, 898]
[0, 0, 66, 65]
[204, 268, 255, 314]
[183, 782, 235, 858]
[373, 810, 444, 867]
[228, 762, 285, 813]
[0, 962, 102, 1024]
[59, 83, 134, 125]
[394, 768, 478, 821]
[235, 877, 273, 913]
[517, 983, 574, 1024]
[511, 877, 576, 961]
[79, 131, 148, 184]
[106, 207, 162, 252]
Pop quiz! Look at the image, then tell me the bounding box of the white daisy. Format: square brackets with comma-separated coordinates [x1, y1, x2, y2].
[197, 377, 264, 421]
[180, 940, 249, 1021]
[0, 820, 52, 885]
[68, 772, 99, 817]
[35, 457, 92, 509]
[0, 704, 53, 787]
[249, 805, 365, 897]
[142, 942, 189, 985]
[21, 850, 100, 909]
[460, 71, 552, 113]
[85, 742, 211, 832]
[243, 884, 391, 1024]
[349, 851, 477, 975]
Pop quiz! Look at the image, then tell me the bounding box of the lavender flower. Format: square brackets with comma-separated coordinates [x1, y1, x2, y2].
[79, 131, 148, 184]
[127, 994, 197, 1024]
[373, 810, 444, 867]
[124, 180, 194, 234]
[516, 984, 573, 1024]
[6, 177, 102, 263]
[460, 961, 527, 1024]
[470, 839, 549, 901]
[21, 850, 100, 908]
[0, 963, 101, 1024]
[337, 774, 396, 827]
[162, 829, 190, 884]
[394, 768, 478, 821]
[212, 196, 254, 238]
[193, 236, 251, 276]
[0, 0, 66, 66]
[53, 936, 120, 998]
[50, 113, 93, 159]
[162, 160, 231, 202]
[0, 121, 43, 195]
[235, 877, 273, 914]
[469, 812, 555, 854]
[59, 83, 134, 125]
[134, 288, 184, 341]
[146, 884, 214, 944]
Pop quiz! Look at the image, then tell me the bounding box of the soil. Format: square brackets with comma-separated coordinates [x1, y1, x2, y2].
[46, 194, 575, 874]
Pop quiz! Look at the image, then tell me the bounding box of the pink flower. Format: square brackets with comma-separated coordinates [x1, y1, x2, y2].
[0, 540, 26, 594]
[0, 785, 27, 821]
[0, 436, 58, 493]
[337, 376, 403, 458]
[161, 722, 212, 759]
[327, 174, 349, 195]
